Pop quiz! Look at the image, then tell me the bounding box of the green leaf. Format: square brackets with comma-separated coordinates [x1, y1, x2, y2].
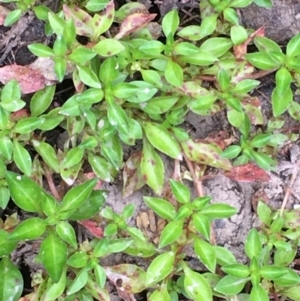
[142, 95, 179, 115]
[162, 9, 179, 38]
[107, 102, 129, 134]
[183, 264, 212, 301]
[250, 285, 269, 301]
[139, 40, 165, 55]
[14, 117, 44, 134]
[0, 257, 23, 301]
[198, 14, 218, 39]
[60, 178, 97, 214]
[257, 201, 272, 226]
[194, 237, 216, 273]
[192, 213, 211, 240]
[215, 246, 237, 265]
[44, 269, 67, 301]
[159, 220, 183, 248]
[4, 9, 22, 26]
[252, 151, 276, 170]
[141, 141, 164, 195]
[254, 36, 282, 53]
[0, 107, 10, 130]
[40, 234, 67, 283]
[272, 68, 292, 117]
[6, 172, 43, 213]
[245, 52, 280, 70]
[30, 85, 56, 116]
[177, 25, 202, 41]
[173, 42, 199, 56]
[77, 65, 101, 89]
[141, 69, 163, 88]
[217, 69, 230, 91]
[32, 140, 59, 173]
[259, 266, 288, 280]
[273, 269, 300, 286]
[275, 67, 292, 93]
[9, 217, 46, 241]
[169, 179, 190, 204]
[222, 264, 250, 278]
[48, 12, 65, 36]
[91, 238, 108, 258]
[69, 190, 106, 221]
[93, 39, 125, 57]
[214, 275, 248, 295]
[250, 134, 271, 148]
[233, 79, 260, 94]
[107, 238, 134, 253]
[53, 36, 68, 55]
[67, 268, 89, 295]
[245, 228, 261, 259]
[221, 145, 242, 159]
[0, 229, 18, 257]
[67, 251, 89, 268]
[61, 147, 84, 169]
[13, 140, 32, 176]
[287, 33, 300, 58]
[54, 57, 66, 82]
[230, 25, 248, 45]
[1, 79, 21, 106]
[200, 37, 232, 57]
[165, 60, 183, 87]
[0, 186, 10, 210]
[230, 0, 253, 8]
[223, 7, 239, 25]
[143, 197, 176, 221]
[68, 46, 97, 64]
[175, 205, 192, 220]
[86, 0, 110, 11]
[94, 264, 106, 289]
[28, 43, 54, 57]
[146, 251, 175, 286]
[143, 121, 182, 160]
[56, 221, 77, 248]
[88, 154, 114, 182]
[253, 0, 273, 8]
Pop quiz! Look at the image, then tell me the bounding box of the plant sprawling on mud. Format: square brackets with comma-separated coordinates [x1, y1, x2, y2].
[0, 0, 300, 300]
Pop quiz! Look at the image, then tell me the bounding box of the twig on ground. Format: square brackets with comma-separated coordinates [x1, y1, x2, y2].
[43, 163, 61, 201]
[183, 152, 216, 245]
[280, 162, 299, 216]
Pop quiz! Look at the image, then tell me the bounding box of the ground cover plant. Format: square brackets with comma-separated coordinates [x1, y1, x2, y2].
[0, 0, 300, 300]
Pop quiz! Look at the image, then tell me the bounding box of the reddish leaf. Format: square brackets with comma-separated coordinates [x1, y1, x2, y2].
[123, 152, 145, 198]
[78, 220, 103, 238]
[0, 65, 46, 94]
[84, 172, 103, 190]
[0, 5, 10, 25]
[10, 109, 30, 122]
[224, 163, 270, 182]
[63, 5, 93, 37]
[114, 13, 156, 40]
[234, 27, 265, 59]
[181, 138, 231, 170]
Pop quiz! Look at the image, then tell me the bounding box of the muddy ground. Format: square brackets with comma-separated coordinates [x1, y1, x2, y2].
[1, 0, 300, 299]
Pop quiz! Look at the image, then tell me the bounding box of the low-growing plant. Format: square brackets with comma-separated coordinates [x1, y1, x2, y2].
[0, 0, 300, 300]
